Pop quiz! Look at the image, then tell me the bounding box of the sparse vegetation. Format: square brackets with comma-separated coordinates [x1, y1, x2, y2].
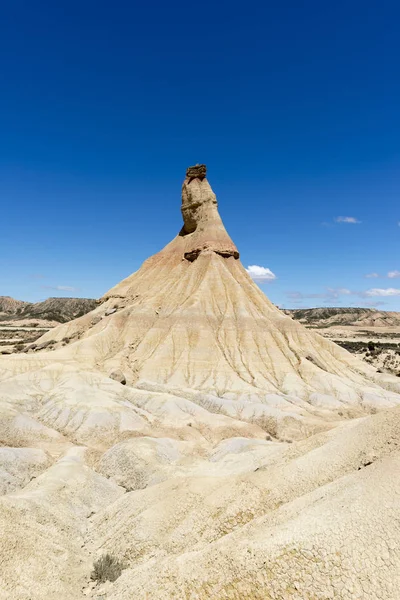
[91, 553, 124, 583]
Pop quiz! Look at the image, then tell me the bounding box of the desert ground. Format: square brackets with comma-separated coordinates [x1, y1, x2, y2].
[0, 167, 399, 599]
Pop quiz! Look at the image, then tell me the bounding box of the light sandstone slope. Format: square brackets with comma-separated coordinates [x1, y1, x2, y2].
[0, 165, 400, 600]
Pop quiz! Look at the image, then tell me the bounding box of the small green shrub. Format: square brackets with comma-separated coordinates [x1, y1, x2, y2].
[91, 553, 124, 583]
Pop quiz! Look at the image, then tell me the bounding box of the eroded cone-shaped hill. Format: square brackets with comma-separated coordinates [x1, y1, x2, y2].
[32, 165, 399, 416]
[1, 166, 400, 600]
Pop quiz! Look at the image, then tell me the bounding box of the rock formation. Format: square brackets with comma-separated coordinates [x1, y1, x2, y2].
[0, 166, 400, 599]
[185, 163, 207, 181]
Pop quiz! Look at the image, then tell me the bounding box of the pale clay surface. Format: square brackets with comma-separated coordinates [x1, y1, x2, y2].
[0, 171, 400, 599]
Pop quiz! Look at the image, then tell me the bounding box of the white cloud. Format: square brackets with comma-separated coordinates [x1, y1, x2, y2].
[286, 292, 307, 300]
[388, 270, 400, 279]
[365, 288, 400, 297]
[57, 285, 78, 291]
[327, 287, 351, 296]
[246, 265, 277, 283]
[42, 285, 79, 292]
[365, 273, 379, 278]
[286, 288, 350, 301]
[335, 216, 361, 224]
[285, 284, 400, 304]
[363, 301, 387, 307]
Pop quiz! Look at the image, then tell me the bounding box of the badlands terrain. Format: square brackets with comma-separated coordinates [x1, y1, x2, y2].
[0, 296, 96, 352]
[1, 165, 400, 599]
[285, 307, 400, 376]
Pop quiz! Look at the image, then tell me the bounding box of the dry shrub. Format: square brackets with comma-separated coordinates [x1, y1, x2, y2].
[91, 553, 124, 583]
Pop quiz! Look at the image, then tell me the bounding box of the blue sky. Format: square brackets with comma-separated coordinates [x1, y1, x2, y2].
[1, 0, 399, 309]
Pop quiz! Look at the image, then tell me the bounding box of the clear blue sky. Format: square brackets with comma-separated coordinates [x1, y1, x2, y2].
[1, 1, 399, 309]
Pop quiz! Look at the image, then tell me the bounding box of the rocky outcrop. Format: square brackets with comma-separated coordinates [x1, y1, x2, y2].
[180, 164, 239, 261]
[186, 163, 207, 181]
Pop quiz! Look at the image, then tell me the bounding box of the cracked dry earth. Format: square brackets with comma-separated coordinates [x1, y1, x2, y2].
[1, 166, 400, 599]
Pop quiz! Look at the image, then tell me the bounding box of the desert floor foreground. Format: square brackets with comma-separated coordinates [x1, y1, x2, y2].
[1, 166, 400, 600]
